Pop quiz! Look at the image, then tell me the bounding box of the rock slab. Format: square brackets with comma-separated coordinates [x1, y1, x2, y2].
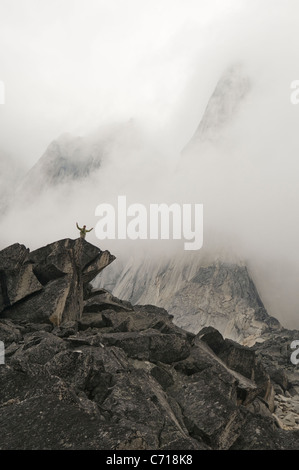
[0, 238, 115, 325]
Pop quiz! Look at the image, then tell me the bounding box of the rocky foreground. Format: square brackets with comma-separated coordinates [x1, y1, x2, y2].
[0, 238, 299, 450]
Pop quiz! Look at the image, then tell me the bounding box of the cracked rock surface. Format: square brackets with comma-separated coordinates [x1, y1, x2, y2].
[0, 239, 299, 450]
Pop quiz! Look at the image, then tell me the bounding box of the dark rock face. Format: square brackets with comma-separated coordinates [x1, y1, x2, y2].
[251, 329, 299, 430]
[1, 304, 298, 450]
[0, 238, 299, 450]
[0, 238, 115, 325]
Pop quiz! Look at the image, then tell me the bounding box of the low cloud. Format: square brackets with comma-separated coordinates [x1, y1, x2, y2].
[1, 0, 299, 328]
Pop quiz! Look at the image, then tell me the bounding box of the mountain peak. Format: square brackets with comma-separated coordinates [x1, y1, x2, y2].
[183, 62, 251, 153]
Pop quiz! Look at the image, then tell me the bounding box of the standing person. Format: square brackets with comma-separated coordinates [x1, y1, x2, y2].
[76, 222, 93, 239]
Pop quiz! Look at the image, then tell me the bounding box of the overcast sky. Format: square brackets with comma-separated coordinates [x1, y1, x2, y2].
[0, 0, 298, 166]
[1, 1, 299, 328]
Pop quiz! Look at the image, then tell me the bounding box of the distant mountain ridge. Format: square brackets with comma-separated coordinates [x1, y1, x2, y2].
[13, 132, 103, 204]
[10, 119, 144, 206]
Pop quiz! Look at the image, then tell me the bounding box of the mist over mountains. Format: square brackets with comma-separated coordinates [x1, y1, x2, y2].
[1, 59, 299, 333]
[182, 62, 251, 150]
[2, 1, 299, 454]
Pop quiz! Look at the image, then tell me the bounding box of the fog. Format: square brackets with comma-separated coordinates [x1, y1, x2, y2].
[1, 0, 299, 328]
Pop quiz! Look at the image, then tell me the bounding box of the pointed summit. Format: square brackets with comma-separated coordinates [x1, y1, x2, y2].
[183, 63, 251, 153]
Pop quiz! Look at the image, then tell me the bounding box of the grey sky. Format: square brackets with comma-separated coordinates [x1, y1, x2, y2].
[1, 0, 297, 165]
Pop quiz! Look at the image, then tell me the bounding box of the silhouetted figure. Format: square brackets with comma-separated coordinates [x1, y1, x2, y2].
[76, 222, 93, 239]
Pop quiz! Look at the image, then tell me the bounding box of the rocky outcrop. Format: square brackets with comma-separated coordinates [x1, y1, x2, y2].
[251, 328, 299, 431]
[1, 238, 299, 450]
[0, 238, 115, 325]
[1, 297, 298, 450]
[0, 239, 298, 450]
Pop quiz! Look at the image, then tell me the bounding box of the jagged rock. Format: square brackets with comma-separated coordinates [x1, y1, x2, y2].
[52, 321, 78, 338]
[100, 329, 191, 364]
[168, 369, 243, 449]
[0, 303, 297, 450]
[0, 238, 115, 325]
[78, 312, 108, 331]
[78, 301, 192, 338]
[0, 321, 203, 450]
[1, 237, 299, 450]
[0, 243, 29, 270]
[198, 326, 274, 410]
[0, 303, 295, 451]
[230, 413, 299, 450]
[251, 329, 299, 430]
[0, 319, 22, 345]
[0, 243, 43, 311]
[83, 290, 133, 313]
